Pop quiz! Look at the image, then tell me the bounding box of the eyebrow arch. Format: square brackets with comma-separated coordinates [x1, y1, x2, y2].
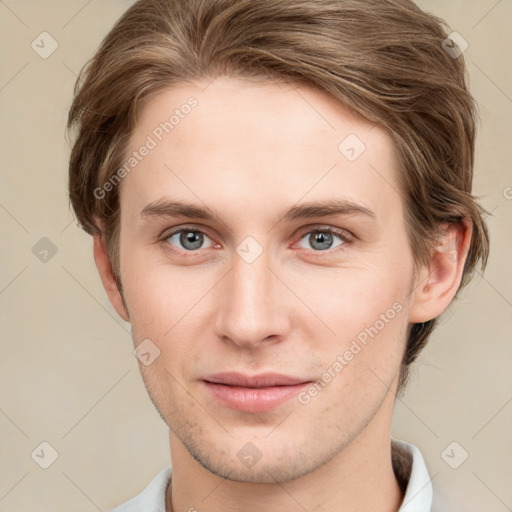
[140, 200, 223, 223]
[280, 199, 376, 222]
[139, 198, 376, 227]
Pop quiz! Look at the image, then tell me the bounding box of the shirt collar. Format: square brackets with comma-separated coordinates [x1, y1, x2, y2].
[393, 438, 433, 511]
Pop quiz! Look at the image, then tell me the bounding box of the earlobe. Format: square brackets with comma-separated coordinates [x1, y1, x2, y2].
[93, 234, 130, 322]
[408, 218, 472, 324]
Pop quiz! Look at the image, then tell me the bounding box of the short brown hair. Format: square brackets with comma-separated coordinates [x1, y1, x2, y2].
[67, 0, 490, 392]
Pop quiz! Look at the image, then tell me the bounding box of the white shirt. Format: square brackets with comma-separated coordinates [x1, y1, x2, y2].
[110, 439, 439, 512]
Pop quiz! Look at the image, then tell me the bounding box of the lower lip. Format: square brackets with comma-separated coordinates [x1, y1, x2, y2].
[203, 381, 311, 413]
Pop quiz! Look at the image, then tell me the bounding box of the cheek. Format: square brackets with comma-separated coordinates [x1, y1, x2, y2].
[123, 268, 192, 339]
[296, 251, 412, 393]
[120, 246, 219, 370]
[306, 282, 409, 420]
[302, 256, 411, 337]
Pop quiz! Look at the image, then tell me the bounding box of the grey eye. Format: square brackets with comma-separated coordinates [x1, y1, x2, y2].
[166, 230, 212, 251]
[298, 230, 345, 251]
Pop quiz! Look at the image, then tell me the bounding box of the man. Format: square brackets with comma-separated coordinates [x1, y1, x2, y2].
[67, 0, 489, 510]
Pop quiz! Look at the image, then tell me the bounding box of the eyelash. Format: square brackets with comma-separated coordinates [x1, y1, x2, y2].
[159, 224, 353, 259]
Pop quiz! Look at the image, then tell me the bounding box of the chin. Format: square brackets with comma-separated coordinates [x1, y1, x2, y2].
[181, 431, 345, 485]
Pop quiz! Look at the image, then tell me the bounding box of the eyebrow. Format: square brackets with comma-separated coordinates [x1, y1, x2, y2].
[139, 198, 376, 227]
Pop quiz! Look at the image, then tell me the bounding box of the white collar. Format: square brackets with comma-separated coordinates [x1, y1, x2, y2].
[393, 438, 433, 511]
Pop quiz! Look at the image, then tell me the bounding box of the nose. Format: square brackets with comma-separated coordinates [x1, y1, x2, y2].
[213, 248, 291, 350]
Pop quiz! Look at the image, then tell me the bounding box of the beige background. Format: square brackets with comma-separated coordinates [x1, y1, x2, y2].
[0, 0, 511, 510]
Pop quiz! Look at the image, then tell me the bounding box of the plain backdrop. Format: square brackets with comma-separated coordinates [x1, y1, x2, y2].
[0, 1, 511, 510]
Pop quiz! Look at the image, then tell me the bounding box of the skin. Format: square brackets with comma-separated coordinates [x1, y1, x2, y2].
[93, 76, 471, 512]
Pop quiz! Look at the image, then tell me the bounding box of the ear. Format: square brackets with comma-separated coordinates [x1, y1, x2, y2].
[93, 234, 130, 322]
[408, 218, 472, 323]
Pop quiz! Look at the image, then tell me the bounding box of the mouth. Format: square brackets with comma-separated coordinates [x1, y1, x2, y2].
[201, 372, 313, 413]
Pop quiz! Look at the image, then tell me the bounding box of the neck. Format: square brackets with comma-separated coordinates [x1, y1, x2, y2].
[166, 413, 404, 512]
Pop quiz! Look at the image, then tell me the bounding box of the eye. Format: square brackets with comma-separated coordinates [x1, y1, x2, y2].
[164, 228, 215, 252]
[160, 225, 351, 257]
[296, 227, 348, 252]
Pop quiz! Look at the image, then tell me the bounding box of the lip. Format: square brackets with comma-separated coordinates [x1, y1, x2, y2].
[202, 372, 312, 413]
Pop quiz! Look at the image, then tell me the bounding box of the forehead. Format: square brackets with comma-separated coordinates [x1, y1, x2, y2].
[121, 77, 402, 226]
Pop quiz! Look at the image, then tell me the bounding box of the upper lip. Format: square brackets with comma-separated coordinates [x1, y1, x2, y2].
[203, 372, 311, 388]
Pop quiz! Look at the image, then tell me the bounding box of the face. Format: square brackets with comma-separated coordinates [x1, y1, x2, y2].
[114, 77, 419, 483]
